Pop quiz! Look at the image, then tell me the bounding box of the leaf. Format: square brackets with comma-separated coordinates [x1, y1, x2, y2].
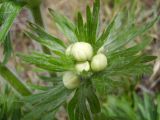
[2, 32, 12, 64]
[106, 36, 152, 57]
[23, 83, 71, 120]
[26, 22, 66, 52]
[104, 16, 159, 54]
[68, 80, 101, 120]
[67, 91, 78, 120]
[75, 12, 86, 42]
[92, 37, 155, 94]
[86, 5, 93, 44]
[27, 83, 49, 91]
[96, 16, 116, 51]
[0, 86, 22, 120]
[102, 95, 137, 120]
[85, 0, 100, 47]
[0, 63, 31, 96]
[49, 8, 77, 43]
[86, 86, 101, 113]
[92, 0, 100, 42]
[17, 52, 74, 72]
[0, 1, 23, 42]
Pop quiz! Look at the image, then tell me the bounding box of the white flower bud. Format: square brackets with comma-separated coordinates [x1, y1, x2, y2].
[75, 61, 90, 73]
[91, 53, 107, 72]
[63, 71, 80, 89]
[65, 44, 74, 56]
[97, 46, 105, 53]
[71, 42, 93, 61]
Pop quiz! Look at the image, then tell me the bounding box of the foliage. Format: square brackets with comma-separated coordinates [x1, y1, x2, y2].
[0, 84, 23, 120]
[0, 1, 23, 63]
[0, 0, 159, 119]
[0, 64, 31, 96]
[17, 0, 158, 119]
[101, 93, 160, 120]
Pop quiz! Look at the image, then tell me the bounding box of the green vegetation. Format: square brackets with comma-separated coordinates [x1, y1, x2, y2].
[0, 0, 159, 119]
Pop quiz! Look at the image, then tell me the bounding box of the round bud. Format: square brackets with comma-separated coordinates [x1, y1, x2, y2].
[65, 44, 74, 56]
[71, 42, 93, 61]
[91, 53, 107, 72]
[75, 61, 90, 73]
[63, 71, 80, 89]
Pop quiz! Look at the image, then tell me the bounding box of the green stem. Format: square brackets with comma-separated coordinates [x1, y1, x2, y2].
[30, 5, 51, 54]
[0, 64, 31, 96]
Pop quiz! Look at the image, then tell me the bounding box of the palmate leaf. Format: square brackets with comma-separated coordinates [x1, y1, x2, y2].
[101, 93, 160, 120]
[104, 14, 159, 54]
[0, 1, 23, 42]
[75, 12, 86, 42]
[92, 37, 156, 94]
[0, 85, 23, 120]
[68, 80, 100, 120]
[0, 1, 23, 63]
[23, 82, 71, 120]
[49, 8, 77, 43]
[25, 22, 66, 52]
[17, 52, 75, 72]
[86, 0, 100, 46]
[103, 97, 137, 120]
[74, 0, 100, 50]
[134, 93, 158, 120]
[95, 16, 116, 51]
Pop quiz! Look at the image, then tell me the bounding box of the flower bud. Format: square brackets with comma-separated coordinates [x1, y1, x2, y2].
[63, 71, 80, 89]
[75, 61, 90, 73]
[71, 42, 93, 61]
[97, 46, 105, 53]
[65, 44, 73, 56]
[91, 53, 107, 72]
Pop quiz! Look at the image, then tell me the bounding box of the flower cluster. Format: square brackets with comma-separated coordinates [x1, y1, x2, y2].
[63, 42, 107, 89]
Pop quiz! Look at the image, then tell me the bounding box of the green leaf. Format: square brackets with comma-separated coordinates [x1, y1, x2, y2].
[75, 12, 86, 42]
[26, 22, 66, 52]
[23, 83, 71, 120]
[49, 8, 77, 43]
[0, 64, 31, 96]
[86, 5, 92, 44]
[2, 32, 12, 64]
[17, 52, 74, 72]
[86, 85, 101, 113]
[96, 16, 116, 51]
[0, 1, 23, 42]
[102, 95, 137, 120]
[92, 37, 155, 94]
[85, 0, 100, 47]
[92, 0, 100, 42]
[68, 80, 101, 120]
[67, 91, 78, 120]
[104, 16, 159, 54]
[0, 86, 23, 120]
